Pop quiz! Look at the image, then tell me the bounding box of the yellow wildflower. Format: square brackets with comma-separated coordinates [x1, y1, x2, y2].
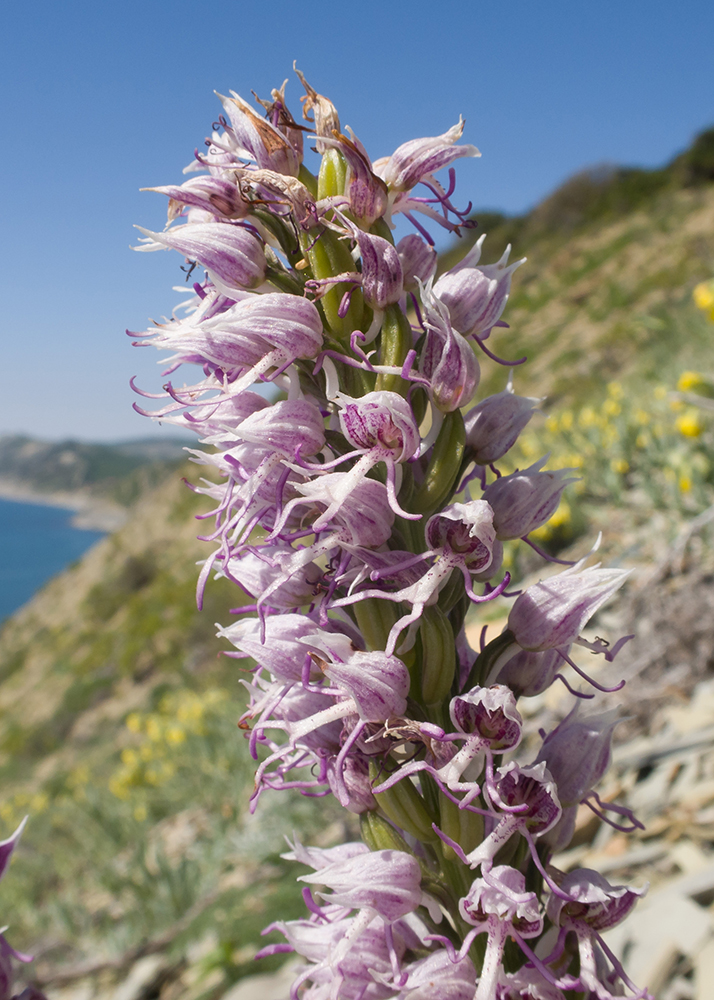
[676, 412, 703, 438]
[166, 726, 186, 746]
[677, 371, 706, 393]
[679, 475, 692, 493]
[126, 712, 142, 734]
[579, 407, 597, 428]
[603, 399, 621, 417]
[146, 717, 162, 742]
[693, 280, 714, 313]
[109, 777, 130, 801]
[611, 458, 629, 474]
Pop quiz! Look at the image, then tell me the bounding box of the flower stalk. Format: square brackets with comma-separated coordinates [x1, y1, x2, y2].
[131, 70, 651, 1000]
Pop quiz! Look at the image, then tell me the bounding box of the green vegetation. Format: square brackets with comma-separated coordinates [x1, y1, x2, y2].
[0, 471, 343, 988]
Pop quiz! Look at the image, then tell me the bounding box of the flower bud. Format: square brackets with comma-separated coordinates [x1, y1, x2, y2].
[369, 761, 439, 844]
[200, 291, 324, 364]
[322, 131, 388, 226]
[171, 390, 269, 440]
[420, 325, 480, 413]
[219, 613, 325, 681]
[508, 564, 630, 652]
[374, 118, 480, 193]
[225, 549, 321, 612]
[434, 244, 525, 338]
[419, 279, 480, 412]
[237, 398, 325, 456]
[352, 230, 403, 309]
[418, 604, 456, 706]
[464, 387, 539, 465]
[482, 458, 577, 540]
[322, 650, 410, 722]
[134, 223, 267, 296]
[144, 176, 251, 223]
[397, 234, 437, 292]
[535, 704, 619, 806]
[398, 951, 476, 1000]
[281, 837, 369, 870]
[411, 411, 466, 515]
[292, 475, 395, 546]
[494, 646, 565, 697]
[327, 754, 377, 813]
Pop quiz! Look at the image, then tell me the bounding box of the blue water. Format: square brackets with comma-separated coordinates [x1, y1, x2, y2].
[0, 499, 105, 622]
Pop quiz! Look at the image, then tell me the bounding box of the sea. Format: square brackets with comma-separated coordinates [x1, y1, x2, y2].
[0, 498, 105, 622]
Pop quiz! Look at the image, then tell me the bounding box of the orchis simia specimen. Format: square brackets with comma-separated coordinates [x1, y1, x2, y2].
[131, 69, 650, 1000]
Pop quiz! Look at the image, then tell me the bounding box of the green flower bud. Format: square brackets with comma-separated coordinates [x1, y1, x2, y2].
[360, 810, 411, 853]
[462, 629, 518, 692]
[419, 604, 456, 707]
[317, 148, 347, 200]
[302, 227, 363, 338]
[438, 790, 484, 860]
[411, 410, 465, 515]
[369, 760, 438, 843]
[375, 303, 414, 396]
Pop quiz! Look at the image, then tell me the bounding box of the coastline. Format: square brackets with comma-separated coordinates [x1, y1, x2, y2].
[0, 479, 128, 532]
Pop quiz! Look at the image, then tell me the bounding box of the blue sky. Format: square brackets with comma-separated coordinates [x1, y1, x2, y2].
[2, 0, 713, 441]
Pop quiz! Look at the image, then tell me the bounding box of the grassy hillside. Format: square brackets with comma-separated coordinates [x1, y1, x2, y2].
[0, 471, 342, 990]
[444, 127, 714, 405]
[0, 435, 192, 507]
[1, 129, 714, 996]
